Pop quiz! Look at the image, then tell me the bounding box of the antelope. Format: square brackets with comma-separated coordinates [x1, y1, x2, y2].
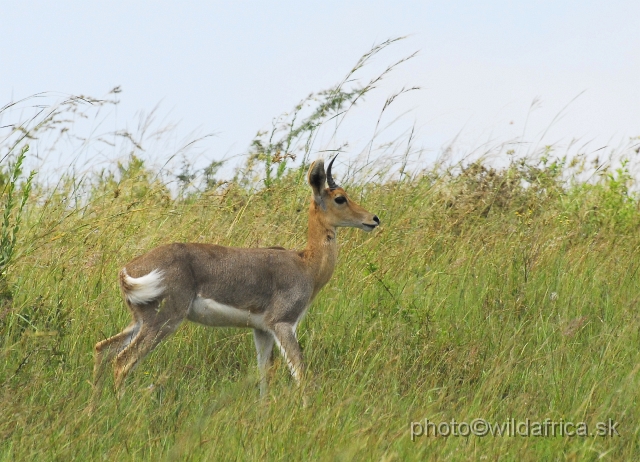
[90, 156, 379, 404]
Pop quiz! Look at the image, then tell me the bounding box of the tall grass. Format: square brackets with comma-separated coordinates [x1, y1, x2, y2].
[1, 42, 639, 460]
[0, 146, 35, 300]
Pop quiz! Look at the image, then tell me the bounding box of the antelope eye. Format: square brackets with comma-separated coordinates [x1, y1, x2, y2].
[334, 196, 347, 204]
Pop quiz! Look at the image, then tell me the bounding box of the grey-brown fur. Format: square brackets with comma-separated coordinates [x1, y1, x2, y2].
[128, 244, 312, 322]
[89, 158, 379, 407]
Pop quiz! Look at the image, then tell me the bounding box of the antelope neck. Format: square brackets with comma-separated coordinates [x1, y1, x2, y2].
[302, 202, 339, 292]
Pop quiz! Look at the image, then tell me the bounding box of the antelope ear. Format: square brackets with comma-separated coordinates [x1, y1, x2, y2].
[307, 160, 327, 207]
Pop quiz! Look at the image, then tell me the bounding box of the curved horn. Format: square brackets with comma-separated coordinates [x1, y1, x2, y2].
[326, 154, 339, 190]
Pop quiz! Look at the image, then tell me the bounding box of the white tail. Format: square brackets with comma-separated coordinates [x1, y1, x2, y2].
[119, 269, 165, 305]
[89, 156, 379, 407]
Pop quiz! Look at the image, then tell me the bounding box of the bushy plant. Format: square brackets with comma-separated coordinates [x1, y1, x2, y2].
[0, 146, 35, 301]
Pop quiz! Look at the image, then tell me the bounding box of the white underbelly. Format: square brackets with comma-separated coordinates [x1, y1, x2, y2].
[187, 296, 266, 330]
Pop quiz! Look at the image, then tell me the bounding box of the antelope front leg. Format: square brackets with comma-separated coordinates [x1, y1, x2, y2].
[253, 329, 275, 397]
[273, 323, 304, 385]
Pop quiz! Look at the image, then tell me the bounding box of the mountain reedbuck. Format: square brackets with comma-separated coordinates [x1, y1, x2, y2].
[91, 157, 380, 401]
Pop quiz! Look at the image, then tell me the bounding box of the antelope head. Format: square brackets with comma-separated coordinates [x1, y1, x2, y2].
[307, 155, 380, 232]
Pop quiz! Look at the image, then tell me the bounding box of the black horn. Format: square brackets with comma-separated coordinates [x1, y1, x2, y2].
[326, 154, 339, 190]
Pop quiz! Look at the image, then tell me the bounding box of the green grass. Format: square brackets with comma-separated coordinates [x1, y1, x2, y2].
[0, 154, 639, 461]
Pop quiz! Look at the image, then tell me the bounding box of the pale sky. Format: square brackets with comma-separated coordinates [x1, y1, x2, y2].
[2, 1, 639, 178]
